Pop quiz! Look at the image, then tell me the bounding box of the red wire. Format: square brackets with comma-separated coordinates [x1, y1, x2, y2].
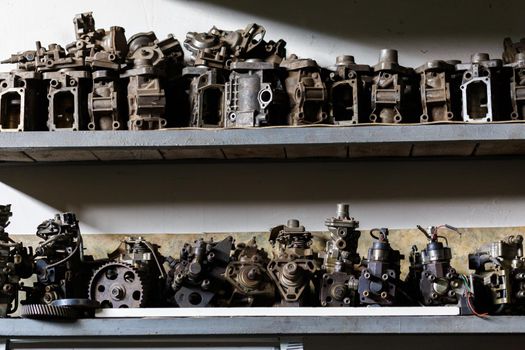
[467, 293, 488, 318]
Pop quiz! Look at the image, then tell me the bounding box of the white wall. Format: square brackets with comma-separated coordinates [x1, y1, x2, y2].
[1, 159, 525, 234]
[0, 0, 524, 234]
[0, 0, 523, 70]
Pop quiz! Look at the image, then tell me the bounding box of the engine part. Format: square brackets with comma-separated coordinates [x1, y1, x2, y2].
[327, 55, 371, 125]
[281, 56, 329, 125]
[20, 303, 80, 319]
[224, 237, 275, 306]
[416, 60, 461, 122]
[0, 52, 44, 131]
[0, 205, 33, 317]
[67, 12, 128, 130]
[166, 236, 234, 307]
[406, 225, 462, 306]
[122, 32, 184, 130]
[267, 219, 319, 306]
[505, 53, 525, 120]
[503, 37, 525, 64]
[184, 24, 286, 68]
[34, 41, 91, 131]
[358, 228, 404, 306]
[224, 60, 288, 127]
[27, 213, 98, 315]
[89, 236, 165, 308]
[184, 66, 227, 127]
[318, 204, 361, 307]
[88, 70, 125, 130]
[369, 49, 417, 123]
[456, 53, 511, 122]
[468, 235, 525, 314]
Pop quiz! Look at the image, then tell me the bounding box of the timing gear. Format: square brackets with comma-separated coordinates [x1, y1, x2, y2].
[88, 262, 145, 308]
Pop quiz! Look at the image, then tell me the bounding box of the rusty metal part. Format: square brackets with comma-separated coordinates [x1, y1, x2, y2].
[327, 56, 371, 125]
[358, 228, 404, 306]
[267, 219, 319, 306]
[505, 53, 525, 120]
[0, 205, 33, 317]
[456, 53, 511, 122]
[68, 12, 128, 71]
[369, 49, 417, 123]
[503, 37, 525, 64]
[122, 32, 184, 130]
[64, 12, 128, 131]
[184, 66, 226, 127]
[281, 56, 329, 125]
[27, 213, 99, 312]
[224, 60, 288, 127]
[33, 41, 91, 131]
[43, 69, 90, 131]
[224, 237, 275, 306]
[167, 236, 234, 307]
[469, 235, 525, 314]
[406, 225, 462, 306]
[0, 69, 44, 131]
[184, 24, 286, 68]
[319, 204, 361, 307]
[88, 70, 125, 130]
[416, 60, 461, 122]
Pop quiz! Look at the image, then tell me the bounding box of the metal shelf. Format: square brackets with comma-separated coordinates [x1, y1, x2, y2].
[0, 124, 524, 163]
[0, 316, 522, 336]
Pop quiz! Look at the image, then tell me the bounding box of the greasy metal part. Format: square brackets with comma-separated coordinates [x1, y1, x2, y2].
[267, 219, 319, 306]
[166, 236, 234, 307]
[327, 56, 371, 125]
[184, 24, 286, 68]
[503, 37, 525, 64]
[27, 213, 98, 314]
[358, 228, 404, 306]
[406, 225, 462, 306]
[20, 303, 80, 319]
[469, 235, 525, 314]
[122, 32, 184, 130]
[184, 66, 226, 128]
[224, 60, 288, 127]
[369, 49, 417, 123]
[89, 262, 146, 308]
[224, 237, 275, 306]
[505, 53, 525, 120]
[281, 56, 329, 125]
[89, 236, 165, 308]
[416, 60, 461, 122]
[456, 53, 511, 122]
[0, 205, 32, 317]
[318, 204, 361, 307]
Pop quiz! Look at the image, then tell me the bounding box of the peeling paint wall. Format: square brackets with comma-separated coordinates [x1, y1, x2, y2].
[12, 226, 525, 276]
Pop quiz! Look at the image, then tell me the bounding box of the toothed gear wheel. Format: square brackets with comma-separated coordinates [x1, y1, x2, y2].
[20, 304, 80, 319]
[88, 262, 146, 308]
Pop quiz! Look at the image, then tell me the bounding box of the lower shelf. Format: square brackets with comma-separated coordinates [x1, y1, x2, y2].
[0, 314, 522, 335]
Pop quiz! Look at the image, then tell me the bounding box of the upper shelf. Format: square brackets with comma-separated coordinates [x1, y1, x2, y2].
[1, 123, 524, 163]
